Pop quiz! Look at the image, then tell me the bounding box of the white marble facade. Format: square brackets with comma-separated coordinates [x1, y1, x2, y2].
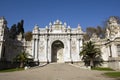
[0, 17, 7, 60]
[0, 17, 120, 69]
[90, 16, 120, 69]
[32, 20, 84, 63]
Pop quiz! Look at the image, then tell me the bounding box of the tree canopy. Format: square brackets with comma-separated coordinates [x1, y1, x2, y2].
[17, 20, 24, 36]
[25, 31, 32, 41]
[9, 24, 17, 39]
[84, 26, 105, 40]
[9, 20, 25, 39]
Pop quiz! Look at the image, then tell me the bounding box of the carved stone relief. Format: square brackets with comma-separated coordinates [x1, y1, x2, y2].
[39, 41, 44, 51]
[71, 40, 76, 51]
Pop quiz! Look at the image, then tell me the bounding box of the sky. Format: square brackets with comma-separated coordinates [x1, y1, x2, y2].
[0, 0, 120, 32]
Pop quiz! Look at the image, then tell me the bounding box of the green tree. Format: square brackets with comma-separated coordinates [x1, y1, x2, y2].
[13, 51, 32, 68]
[80, 41, 102, 68]
[84, 26, 105, 40]
[17, 20, 24, 38]
[9, 20, 25, 39]
[9, 24, 17, 39]
[84, 27, 97, 40]
[25, 31, 32, 41]
[96, 26, 105, 38]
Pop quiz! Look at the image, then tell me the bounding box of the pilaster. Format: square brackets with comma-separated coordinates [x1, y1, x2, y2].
[45, 35, 49, 63]
[32, 39, 35, 58]
[34, 39, 38, 61]
[67, 34, 72, 63]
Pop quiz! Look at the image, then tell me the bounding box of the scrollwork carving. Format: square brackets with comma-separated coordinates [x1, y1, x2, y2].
[39, 41, 44, 51]
[71, 40, 76, 51]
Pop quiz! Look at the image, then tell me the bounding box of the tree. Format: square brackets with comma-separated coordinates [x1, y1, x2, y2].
[13, 51, 32, 68]
[84, 27, 97, 40]
[9, 20, 25, 39]
[80, 41, 102, 68]
[24, 31, 32, 41]
[17, 20, 24, 38]
[96, 26, 105, 38]
[84, 26, 105, 40]
[9, 24, 17, 39]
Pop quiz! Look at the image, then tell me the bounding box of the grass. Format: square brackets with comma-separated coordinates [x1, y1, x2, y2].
[92, 67, 120, 78]
[0, 68, 24, 72]
[92, 67, 114, 71]
[104, 72, 120, 78]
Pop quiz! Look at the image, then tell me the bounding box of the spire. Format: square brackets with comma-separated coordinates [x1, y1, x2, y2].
[67, 25, 71, 33]
[33, 24, 39, 33]
[77, 24, 81, 28]
[77, 24, 82, 33]
[53, 21, 56, 25]
[49, 22, 52, 26]
[64, 22, 67, 26]
[34, 24, 39, 29]
[46, 26, 48, 29]
[56, 19, 59, 23]
[68, 25, 71, 29]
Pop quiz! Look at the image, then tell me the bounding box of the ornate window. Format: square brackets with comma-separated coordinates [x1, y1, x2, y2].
[117, 44, 120, 56]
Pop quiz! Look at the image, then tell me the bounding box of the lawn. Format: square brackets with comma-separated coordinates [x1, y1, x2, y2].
[92, 67, 120, 78]
[104, 72, 120, 78]
[92, 67, 114, 71]
[0, 68, 24, 72]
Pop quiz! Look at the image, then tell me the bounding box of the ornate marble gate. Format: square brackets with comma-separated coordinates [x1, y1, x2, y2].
[32, 20, 84, 63]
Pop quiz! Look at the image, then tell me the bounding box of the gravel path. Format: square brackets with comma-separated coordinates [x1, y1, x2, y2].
[0, 63, 116, 80]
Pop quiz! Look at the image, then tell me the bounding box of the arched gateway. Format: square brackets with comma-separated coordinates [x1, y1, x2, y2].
[32, 20, 84, 63]
[52, 40, 64, 63]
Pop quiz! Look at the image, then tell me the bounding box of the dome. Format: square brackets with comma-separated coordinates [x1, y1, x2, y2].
[54, 19, 62, 25]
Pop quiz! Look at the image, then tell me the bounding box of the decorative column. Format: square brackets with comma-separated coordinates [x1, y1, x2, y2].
[68, 35, 72, 63]
[67, 26, 72, 63]
[46, 37, 49, 63]
[32, 39, 35, 58]
[0, 43, 3, 60]
[32, 24, 39, 62]
[77, 39, 80, 55]
[79, 38, 83, 60]
[67, 38, 71, 62]
[45, 26, 49, 63]
[70, 38, 73, 63]
[37, 39, 39, 60]
[77, 36, 82, 61]
[34, 39, 39, 61]
[80, 38, 83, 51]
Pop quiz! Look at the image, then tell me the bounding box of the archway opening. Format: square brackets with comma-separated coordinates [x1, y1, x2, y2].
[51, 40, 64, 63]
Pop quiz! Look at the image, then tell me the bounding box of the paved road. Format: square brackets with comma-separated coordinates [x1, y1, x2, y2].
[0, 63, 116, 80]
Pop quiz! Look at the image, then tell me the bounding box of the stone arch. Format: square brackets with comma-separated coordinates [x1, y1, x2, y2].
[51, 40, 64, 63]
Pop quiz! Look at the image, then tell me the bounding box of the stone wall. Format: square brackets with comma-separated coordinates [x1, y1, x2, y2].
[108, 57, 120, 70]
